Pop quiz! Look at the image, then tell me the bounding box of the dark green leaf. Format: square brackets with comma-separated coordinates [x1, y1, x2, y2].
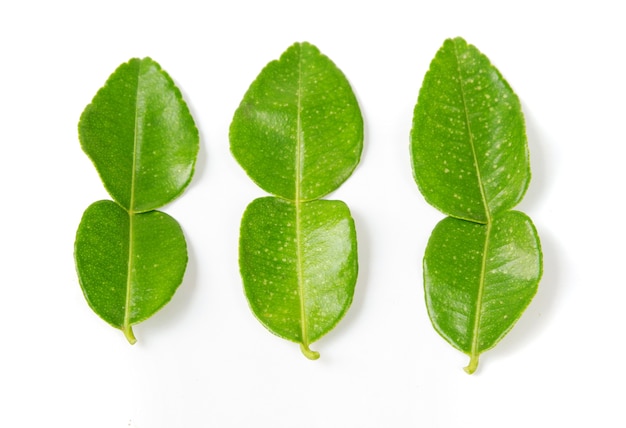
[75, 201, 187, 343]
[411, 38, 542, 373]
[230, 42, 363, 201]
[231, 42, 362, 358]
[79, 57, 199, 213]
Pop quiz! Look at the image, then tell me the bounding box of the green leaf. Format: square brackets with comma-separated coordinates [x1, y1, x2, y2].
[230, 42, 363, 201]
[411, 38, 542, 373]
[230, 42, 362, 358]
[76, 58, 198, 343]
[79, 57, 199, 213]
[239, 197, 358, 359]
[411, 37, 529, 223]
[75, 201, 187, 343]
[423, 212, 542, 373]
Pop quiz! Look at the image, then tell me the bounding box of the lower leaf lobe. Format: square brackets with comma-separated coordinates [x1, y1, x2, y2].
[423, 211, 542, 369]
[239, 197, 357, 357]
[75, 200, 188, 341]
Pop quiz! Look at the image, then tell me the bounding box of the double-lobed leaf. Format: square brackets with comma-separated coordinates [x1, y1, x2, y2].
[231, 42, 362, 359]
[75, 57, 199, 343]
[411, 38, 542, 373]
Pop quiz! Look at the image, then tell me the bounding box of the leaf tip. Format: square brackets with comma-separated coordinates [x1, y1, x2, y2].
[300, 343, 320, 360]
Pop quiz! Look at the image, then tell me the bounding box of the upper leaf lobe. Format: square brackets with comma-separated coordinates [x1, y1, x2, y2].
[411, 38, 529, 222]
[230, 42, 363, 201]
[79, 57, 199, 212]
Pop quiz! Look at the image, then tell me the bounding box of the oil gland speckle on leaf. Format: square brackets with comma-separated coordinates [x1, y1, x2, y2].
[410, 38, 543, 373]
[75, 57, 199, 344]
[230, 42, 363, 359]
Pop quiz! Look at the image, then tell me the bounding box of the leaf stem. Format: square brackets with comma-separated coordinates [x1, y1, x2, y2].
[464, 354, 479, 374]
[123, 324, 137, 345]
[300, 343, 320, 360]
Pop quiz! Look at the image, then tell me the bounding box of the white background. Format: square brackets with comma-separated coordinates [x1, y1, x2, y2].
[1, 1, 624, 427]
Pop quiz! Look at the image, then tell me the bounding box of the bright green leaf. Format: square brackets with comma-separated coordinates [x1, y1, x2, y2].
[411, 38, 542, 373]
[75, 58, 198, 343]
[79, 57, 199, 213]
[75, 201, 187, 343]
[230, 42, 363, 201]
[423, 212, 542, 373]
[411, 37, 529, 223]
[239, 197, 358, 359]
[230, 42, 362, 358]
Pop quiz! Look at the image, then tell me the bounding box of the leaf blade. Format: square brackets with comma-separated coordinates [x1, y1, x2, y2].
[75, 200, 188, 342]
[423, 212, 542, 372]
[411, 37, 529, 222]
[239, 197, 358, 358]
[230, 42, 363, 201]
[79, 57, 199, 212]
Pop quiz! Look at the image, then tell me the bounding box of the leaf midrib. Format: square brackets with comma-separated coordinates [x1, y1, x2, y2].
[123, 61, 142, 344]
[294, 46, 313, 357]
[453, 41, 490, 371]
[453, 41, 490, 222]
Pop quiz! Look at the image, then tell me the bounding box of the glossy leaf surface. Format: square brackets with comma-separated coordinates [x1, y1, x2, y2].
[230, 42, 363, 201]
[411, 38, 542, 373]
[231, 42, 362, 358]
[424, 212, 542, 373]
[240, 197, 357, 359]
[411, 37, 529, 223]
[75, 201, 187, 343]
[76, 58, 198, 343]
[79, 57, 199, 213]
